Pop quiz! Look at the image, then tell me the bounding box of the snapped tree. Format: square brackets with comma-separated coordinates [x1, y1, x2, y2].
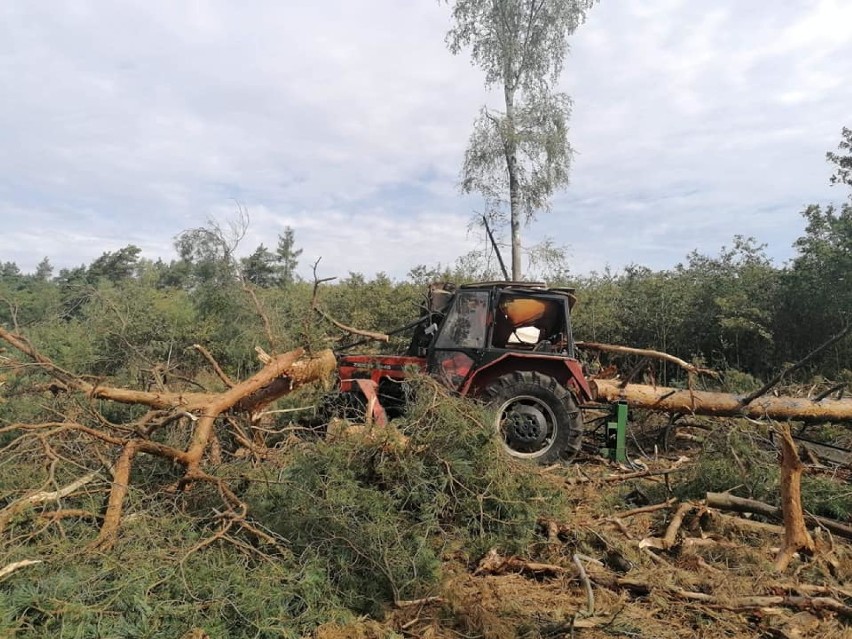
[444, 0, 597, 279]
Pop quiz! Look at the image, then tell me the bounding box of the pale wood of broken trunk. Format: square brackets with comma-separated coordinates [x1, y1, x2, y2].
[774, 423, 815, 571]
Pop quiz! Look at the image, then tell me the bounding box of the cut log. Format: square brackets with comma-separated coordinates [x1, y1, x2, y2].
[592, 379, 852, 423]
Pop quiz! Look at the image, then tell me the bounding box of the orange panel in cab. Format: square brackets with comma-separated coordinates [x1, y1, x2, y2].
[500, 298, 550, 327]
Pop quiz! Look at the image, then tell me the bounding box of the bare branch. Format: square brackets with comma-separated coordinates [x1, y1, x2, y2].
[309, 259, 389, 342]
[192, 344, 235, 388]
[577, 341, 719, 379]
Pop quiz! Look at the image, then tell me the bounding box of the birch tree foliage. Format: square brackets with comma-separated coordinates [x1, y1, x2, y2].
[461, 91, 573, 223]
[444, 0, 597, 279]
[826, 126, 852, 195]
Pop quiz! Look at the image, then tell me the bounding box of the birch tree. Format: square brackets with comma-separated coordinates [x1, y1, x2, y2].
[444, 0, 596, 279]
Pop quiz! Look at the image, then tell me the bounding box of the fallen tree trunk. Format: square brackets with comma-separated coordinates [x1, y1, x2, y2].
[591, 379, 852, 423]
[706, 492, 852, 541]
[0, 324, 338, 549]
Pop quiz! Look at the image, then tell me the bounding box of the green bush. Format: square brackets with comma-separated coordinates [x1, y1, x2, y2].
[249, 377, 568, 615]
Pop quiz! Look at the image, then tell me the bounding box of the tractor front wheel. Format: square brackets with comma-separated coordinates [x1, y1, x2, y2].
[485, 372, 583, 464]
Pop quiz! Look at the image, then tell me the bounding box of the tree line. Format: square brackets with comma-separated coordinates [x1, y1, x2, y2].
[1, 130, 850, 390]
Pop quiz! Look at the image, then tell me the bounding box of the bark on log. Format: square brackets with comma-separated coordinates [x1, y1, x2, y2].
[592, 379, 852, 423]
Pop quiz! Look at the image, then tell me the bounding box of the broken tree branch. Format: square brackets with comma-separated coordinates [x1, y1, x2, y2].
[0, 471, 101, 535]
[475, 548, 566, 577]
[577, 341, 719, 378]
[611, 498, 679, 519]
[192, 344, 235, 388]
[89, 440, 138, 551]
[600, 466, 690, 483]
[813, 382, 847, 402]
[0, 559, 43, 581]
[482, 214, 510, 281]
[639, 502, 695, 551]
[620, 356, 651, 388]
[573, 554, 595, 615]
[739, 324, 850, 407]
[671, 588, 852, 620]
[663, 502, 694, 548]
[312, 308, 390, 343]
[309, 259, 389, 342]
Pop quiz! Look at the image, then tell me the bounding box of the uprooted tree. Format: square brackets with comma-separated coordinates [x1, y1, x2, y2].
[0, 324, 336, 551]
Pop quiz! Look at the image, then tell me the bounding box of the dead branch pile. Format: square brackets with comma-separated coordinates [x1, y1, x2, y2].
[381, 451, 852, 639]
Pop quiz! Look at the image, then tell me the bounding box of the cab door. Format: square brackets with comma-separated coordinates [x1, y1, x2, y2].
[428, 290, 490, 391]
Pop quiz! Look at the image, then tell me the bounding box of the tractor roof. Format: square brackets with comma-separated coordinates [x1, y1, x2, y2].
[459, 281, 577, 309]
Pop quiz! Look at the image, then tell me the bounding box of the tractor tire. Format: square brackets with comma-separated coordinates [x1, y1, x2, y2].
[484, 371, 583, 464]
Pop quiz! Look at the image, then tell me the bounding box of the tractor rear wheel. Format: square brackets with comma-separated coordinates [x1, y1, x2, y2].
[484, 371, 583, 464]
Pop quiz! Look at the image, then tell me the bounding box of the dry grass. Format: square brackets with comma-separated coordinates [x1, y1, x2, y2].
[375, 431, 852, 639]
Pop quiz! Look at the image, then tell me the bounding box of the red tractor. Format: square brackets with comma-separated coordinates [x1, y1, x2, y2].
[334, 281, 592, 464]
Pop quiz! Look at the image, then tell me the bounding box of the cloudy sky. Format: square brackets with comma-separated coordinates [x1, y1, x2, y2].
[2, 0, 850, 279]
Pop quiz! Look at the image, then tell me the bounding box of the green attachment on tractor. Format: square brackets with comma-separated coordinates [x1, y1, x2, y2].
[600, 401, 628, 463]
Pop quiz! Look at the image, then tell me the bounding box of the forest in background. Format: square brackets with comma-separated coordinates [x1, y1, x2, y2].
[1, 189, 849, 391]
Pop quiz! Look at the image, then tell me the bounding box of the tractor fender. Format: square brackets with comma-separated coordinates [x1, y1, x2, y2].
[460, 352, 593, 402]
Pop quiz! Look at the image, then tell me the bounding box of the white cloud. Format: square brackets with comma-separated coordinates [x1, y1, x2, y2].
[1, 0, 850, 279]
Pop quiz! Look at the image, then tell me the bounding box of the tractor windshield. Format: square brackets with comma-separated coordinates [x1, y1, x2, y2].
[434, 291, 489, 349]
[492, 293, 568, 353]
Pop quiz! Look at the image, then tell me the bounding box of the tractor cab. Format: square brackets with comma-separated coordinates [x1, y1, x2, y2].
[425, 282, 580, 392]
[336, 281, 592, 463]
